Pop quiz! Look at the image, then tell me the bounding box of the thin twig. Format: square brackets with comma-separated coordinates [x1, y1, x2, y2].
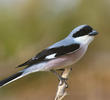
[55, 68, 71, 100]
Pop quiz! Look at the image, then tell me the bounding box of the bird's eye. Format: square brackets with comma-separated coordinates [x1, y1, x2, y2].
[73, 25, 93, 38]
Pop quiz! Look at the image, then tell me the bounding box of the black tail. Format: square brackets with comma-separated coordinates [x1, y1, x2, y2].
[0, 71, 24, 88]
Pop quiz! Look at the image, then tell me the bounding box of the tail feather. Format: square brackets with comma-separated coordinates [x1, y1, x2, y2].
[0, 63, 43, 88]
[0, 71, 24, 88]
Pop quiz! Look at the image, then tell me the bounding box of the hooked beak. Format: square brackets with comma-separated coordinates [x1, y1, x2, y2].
[89, 30, 98, 36]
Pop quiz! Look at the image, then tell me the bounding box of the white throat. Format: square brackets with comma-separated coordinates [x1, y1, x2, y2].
[75, 35, 94, 45]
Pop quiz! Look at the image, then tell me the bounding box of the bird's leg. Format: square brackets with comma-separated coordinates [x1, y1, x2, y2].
[57, 69, 65, 72]
[57, 69, 65, 76]
[51, 69, 68, 87]
[58, 68, 72, 72]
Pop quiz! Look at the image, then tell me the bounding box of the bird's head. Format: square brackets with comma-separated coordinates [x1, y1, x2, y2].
[69, 25, 98, 45]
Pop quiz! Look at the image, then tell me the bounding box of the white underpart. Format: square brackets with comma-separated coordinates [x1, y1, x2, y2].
[75, 35, 94, 45]
[45, 53, 56, 59]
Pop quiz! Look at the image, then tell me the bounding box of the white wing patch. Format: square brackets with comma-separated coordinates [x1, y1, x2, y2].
[45, 53, 56, 59]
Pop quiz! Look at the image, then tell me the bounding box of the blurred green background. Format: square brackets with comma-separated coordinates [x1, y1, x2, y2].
[0, 0, 110, 100]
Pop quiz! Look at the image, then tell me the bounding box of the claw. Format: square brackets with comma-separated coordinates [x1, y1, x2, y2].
[59, 77, 68, 88]
[50, 69, 68, 88]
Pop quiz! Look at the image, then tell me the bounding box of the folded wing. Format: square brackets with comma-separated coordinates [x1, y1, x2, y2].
[17, 43, 80, 68]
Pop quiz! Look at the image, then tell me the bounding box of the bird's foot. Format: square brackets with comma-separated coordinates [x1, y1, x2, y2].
[59, 77, 68, 88]
[50, 69, 68, 88]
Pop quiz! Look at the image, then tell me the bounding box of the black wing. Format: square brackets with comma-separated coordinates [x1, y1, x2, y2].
[17, 43, 80, 68]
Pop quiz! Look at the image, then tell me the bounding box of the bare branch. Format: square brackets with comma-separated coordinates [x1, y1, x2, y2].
[55, 68, 71, 100]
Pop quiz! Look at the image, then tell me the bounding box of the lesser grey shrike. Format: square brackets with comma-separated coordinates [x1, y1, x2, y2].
[0, 25, 98, 87]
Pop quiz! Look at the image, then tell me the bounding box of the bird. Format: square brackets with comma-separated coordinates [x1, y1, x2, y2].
[0, 24, 98, 88]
